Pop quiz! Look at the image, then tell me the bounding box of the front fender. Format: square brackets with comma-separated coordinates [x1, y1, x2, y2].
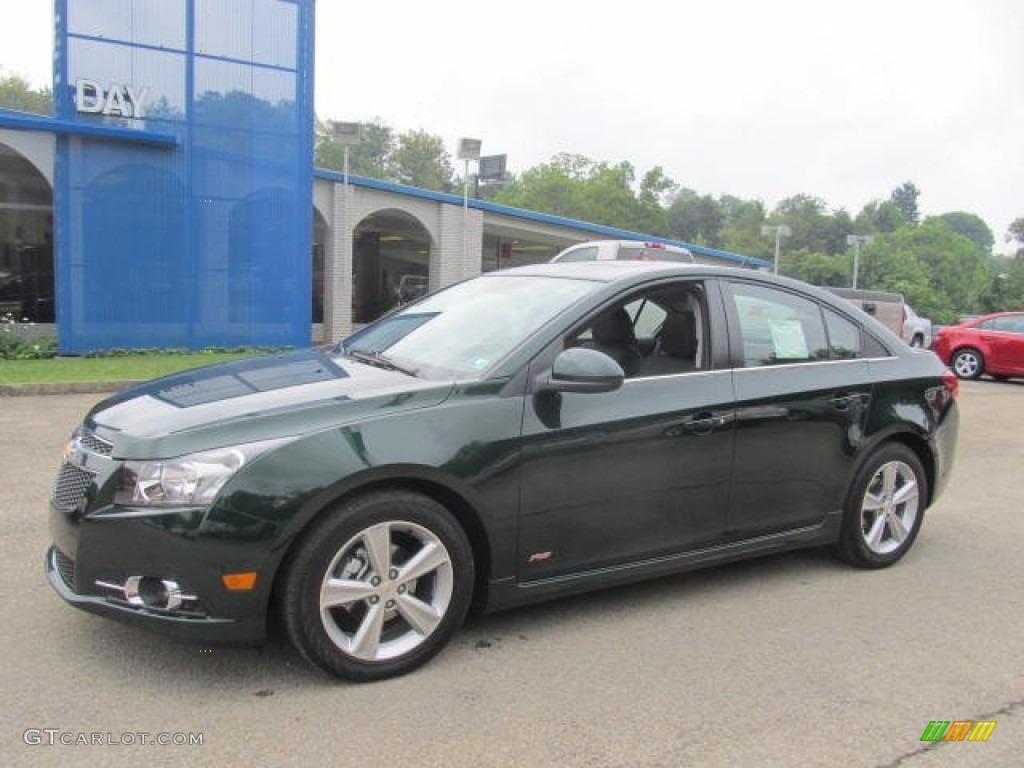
[201, 393, 525, 610]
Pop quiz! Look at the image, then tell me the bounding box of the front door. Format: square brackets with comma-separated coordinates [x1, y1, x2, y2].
[516, 279, 736, 581]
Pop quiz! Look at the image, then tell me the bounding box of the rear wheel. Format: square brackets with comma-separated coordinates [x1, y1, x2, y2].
[951, 347, 984, 379]
[832, 444, 928, 568]
[279, 490, 474, 681]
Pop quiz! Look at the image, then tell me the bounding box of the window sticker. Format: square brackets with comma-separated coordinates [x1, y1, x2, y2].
[770, 320, 809, 359]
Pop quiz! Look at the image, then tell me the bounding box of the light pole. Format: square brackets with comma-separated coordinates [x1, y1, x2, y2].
[846, 234, 874, 289]
[329, 121, 363, 191]
[329, 122, 362, 335]
[330, 121, 363, 250]
[456, 138, 482, 272]
[761, 224, 791, 274]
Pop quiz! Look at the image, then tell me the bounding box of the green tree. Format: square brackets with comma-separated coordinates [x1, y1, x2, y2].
[933, 212, 993, 254]
[1007, 217, 1024, 257]
[856, 199, 908, 234]
[667, 194, 723, 246]
[860, 219, 989, 323]
[0, 71, 52, 115]
[493, 153, 648, 231]
[635, 166, 676, 236]
[769, 194, 838, 255]
[719, 196, 769, 259]
[391, 129, 455, 192]
[979, 258, 1024, 313]
[782, 250, 850, 287]
[889, 181, 920, 225]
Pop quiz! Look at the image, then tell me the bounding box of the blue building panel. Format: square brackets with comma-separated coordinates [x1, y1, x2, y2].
[54, 0, 314, 353]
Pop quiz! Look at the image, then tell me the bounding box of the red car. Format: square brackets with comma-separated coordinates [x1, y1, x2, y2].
[932, 311, 1024, 380]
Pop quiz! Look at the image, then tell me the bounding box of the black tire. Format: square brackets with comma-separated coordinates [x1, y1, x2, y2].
[910, 335, 924, 348]
[279, 490, 474, 682]
[831, 444, 928, 569]
[951, 347, 984, 380]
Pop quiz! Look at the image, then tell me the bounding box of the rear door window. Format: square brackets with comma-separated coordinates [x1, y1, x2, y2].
[728, 282, 829, 366]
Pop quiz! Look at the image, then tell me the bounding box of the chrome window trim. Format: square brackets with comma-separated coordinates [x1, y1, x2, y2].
[624, 368, 728, 384]
[732, 356, 898, 373]
[622, 355, 900, 383]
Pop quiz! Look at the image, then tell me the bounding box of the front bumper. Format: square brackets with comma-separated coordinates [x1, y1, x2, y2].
[45, 545, 259, 643]
[46, 499, 269, 645]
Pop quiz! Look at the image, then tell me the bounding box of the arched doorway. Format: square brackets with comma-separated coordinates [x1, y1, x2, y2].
[0, 143, 53, 323]
[352, 209, 432, 324]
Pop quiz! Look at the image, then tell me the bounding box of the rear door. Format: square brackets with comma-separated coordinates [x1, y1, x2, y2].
[722, 280, 876, 538]
[985, 315, 1024, 374]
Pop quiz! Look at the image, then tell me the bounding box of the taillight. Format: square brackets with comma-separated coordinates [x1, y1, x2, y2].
[943, 370, 959, 400]
[643, 242, 666, 250]
[926, 370, 959, 417]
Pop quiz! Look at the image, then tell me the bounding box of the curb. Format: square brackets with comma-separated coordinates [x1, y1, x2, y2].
[0, 381, 142, 397]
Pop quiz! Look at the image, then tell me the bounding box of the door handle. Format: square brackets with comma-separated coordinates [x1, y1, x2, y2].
[680, 411, 732, 435]
[829, 392, 868, 410]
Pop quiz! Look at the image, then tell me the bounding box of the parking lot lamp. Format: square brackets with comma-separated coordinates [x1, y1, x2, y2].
[761, 224, 792, 274]
[846, 234, 875, 289]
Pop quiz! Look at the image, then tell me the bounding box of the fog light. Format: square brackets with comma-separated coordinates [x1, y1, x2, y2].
[95, 575, 197, 611]
[136, 577, 178, 609]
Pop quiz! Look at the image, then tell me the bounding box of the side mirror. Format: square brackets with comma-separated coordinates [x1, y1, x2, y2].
[537, 347, 624, 394]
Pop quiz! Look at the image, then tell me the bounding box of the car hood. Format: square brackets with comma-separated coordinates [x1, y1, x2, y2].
[84, 348, 455, 459]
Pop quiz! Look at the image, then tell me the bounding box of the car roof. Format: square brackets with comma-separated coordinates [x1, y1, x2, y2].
[484, 262, 902, 337]
[966, 310, 1024, 323]
[487, 260, 838, 294]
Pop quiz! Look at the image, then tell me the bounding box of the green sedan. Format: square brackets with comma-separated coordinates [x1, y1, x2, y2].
[46, 262, 959, 681]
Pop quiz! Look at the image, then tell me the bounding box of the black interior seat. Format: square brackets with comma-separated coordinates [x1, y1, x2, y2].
[639, 311, 698, 376]
[586, 307, 642, 376]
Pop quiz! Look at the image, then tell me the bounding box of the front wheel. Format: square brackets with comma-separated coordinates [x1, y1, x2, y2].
[279, 490, 474, 681]
[832, 444, 928, 568]
[951, 347, 984, 380]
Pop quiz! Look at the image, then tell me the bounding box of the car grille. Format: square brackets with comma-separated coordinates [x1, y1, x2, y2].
[52, 461, 94, 512]
[79, 430, 113, 456]
[54, 548, 76, 590]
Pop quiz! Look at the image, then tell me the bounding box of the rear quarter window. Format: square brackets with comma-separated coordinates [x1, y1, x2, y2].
[555, 246, 600, 262]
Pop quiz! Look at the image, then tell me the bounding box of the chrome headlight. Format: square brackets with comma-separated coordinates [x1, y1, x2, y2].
[114, 438, 289, 508]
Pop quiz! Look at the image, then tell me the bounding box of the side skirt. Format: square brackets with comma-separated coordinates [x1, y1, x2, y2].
[484, 510, 843, 613]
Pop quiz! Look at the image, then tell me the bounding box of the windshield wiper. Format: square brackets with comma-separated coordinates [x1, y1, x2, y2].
[344, 348, 420, 378]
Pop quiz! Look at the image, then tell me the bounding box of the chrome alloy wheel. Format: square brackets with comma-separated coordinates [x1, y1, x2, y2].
[318, 521, 454, 661]
[859, 460, 920, 555]
[952, 349, 981, 379]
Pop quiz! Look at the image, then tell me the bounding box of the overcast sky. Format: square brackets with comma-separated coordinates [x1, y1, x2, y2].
[2, 0, 1021, 253]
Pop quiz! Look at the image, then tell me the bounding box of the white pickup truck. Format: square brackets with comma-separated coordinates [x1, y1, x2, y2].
[550, 240, 694, 263]
[901, 303, 933, 348]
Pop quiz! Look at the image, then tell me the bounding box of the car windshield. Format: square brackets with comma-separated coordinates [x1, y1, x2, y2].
[341, 274, 599, 378]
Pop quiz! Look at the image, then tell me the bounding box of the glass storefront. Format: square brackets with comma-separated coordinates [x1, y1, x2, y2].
[0, 144, 53, 323]
[55, 0, 314, 352]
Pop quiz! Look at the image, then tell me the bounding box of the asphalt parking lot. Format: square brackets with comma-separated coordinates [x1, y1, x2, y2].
[2, 380, 1022, 767]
